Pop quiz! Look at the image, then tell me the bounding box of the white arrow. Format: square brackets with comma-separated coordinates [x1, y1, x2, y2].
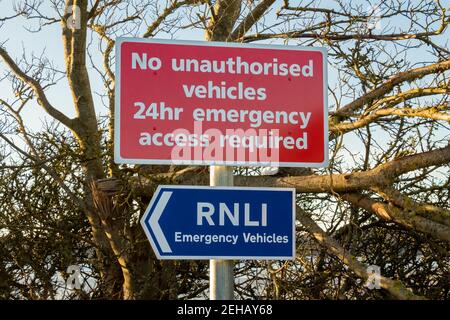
[149, 191, 172, 253]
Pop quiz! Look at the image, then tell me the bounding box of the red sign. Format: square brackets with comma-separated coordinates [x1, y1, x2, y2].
[115, 38, 328, 167]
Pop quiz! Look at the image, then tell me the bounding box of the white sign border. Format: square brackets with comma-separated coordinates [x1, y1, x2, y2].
[115, 37, 328, 167]
[140, 185, 297, 260]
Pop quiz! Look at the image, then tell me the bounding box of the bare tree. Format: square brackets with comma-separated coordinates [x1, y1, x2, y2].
[0, 0, 449, 299]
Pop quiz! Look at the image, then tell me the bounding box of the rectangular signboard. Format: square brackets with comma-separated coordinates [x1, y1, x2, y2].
[115, 38, 328, 167]
[140, 185, 296, 260]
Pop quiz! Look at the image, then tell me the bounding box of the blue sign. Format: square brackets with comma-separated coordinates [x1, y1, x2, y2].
[141, 185, 296, 260]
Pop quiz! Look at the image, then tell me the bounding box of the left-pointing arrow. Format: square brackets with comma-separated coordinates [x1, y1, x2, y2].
[149, 191, 172, 253]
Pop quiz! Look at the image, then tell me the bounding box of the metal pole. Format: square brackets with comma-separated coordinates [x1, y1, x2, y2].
[209, 165, 234, 300]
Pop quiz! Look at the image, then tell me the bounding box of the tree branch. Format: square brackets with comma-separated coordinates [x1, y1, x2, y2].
[331, 104, 450, 133]
[0, 132, 86, 211]
[241, 28, 449, 43]
[206, 0, 241, 41]
[228, 0, 275, 41]
[371, 186, 450, 227]
[143, 0, 193, 38]
[99, 144, 450, 197]
[342, 193, 450, 243]
[334, 60, 450, 118]
[0, 47, 74, 128]
[296, 206, 426, 300]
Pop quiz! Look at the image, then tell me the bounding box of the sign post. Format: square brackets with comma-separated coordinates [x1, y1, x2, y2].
[209, 166, 234, 300]
[116, 38, 327, 300]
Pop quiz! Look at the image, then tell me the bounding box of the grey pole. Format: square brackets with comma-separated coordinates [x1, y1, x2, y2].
[209, 165, 234, 300]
